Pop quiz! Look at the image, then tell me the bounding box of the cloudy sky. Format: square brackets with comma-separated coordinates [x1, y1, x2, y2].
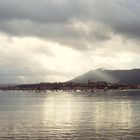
[0, 0, 140, 84]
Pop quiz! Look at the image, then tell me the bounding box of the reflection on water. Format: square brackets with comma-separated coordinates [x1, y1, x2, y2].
[92, 101, 131, 130]
[0, 91, 140, 139]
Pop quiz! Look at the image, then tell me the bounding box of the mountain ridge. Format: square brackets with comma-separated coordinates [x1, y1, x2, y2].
[70, 68, 140, 84]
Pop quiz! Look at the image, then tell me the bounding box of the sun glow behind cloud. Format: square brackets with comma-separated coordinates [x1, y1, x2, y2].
[0, 32, 140, 83]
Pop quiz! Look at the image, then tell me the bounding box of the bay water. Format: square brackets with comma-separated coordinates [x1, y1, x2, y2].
[0, 90, 140, 139]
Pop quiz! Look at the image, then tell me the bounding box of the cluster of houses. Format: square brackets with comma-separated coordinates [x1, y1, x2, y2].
[0, 80, 140, 91]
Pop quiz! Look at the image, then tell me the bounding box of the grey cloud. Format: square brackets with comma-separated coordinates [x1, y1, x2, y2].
[0, 19, 111, 51]
[0, 0, 140, 43]
[0, 0, 114, 50]
[0, 0, 85, 23]
[90, 0, 140, 40]
[0, 56, 71, 84]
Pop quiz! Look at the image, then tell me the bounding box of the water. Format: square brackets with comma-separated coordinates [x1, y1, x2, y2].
[0, 90, 140, 140]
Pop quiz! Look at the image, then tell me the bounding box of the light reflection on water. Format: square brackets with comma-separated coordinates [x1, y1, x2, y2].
[0, 91, 140, 139]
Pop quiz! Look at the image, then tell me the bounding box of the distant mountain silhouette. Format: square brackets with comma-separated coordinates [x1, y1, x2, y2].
[70, 68, 140, 84]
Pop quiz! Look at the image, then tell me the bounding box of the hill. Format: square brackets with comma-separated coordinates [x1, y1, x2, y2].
[70, 68, 140, 84]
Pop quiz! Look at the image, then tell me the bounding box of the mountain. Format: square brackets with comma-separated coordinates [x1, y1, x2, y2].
[70, 68, 140, 84]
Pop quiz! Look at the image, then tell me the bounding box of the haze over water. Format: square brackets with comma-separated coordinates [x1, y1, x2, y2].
[0, 90, 140, 140]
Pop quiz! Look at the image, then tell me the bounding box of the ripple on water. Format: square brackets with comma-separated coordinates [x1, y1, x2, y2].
[0, 90, 140, 139]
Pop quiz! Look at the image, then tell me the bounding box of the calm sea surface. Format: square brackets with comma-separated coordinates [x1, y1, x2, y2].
[0, 90, 140, 140]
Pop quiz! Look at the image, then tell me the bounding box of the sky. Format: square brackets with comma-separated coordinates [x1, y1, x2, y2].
[0, 0, 140, 84]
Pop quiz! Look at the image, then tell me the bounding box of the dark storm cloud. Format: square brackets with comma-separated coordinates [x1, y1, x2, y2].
[0, 20, 111, 50]
[90, 0, 140, 40]
[0, 0, 140, 47]
[0, 0, 113, 50]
